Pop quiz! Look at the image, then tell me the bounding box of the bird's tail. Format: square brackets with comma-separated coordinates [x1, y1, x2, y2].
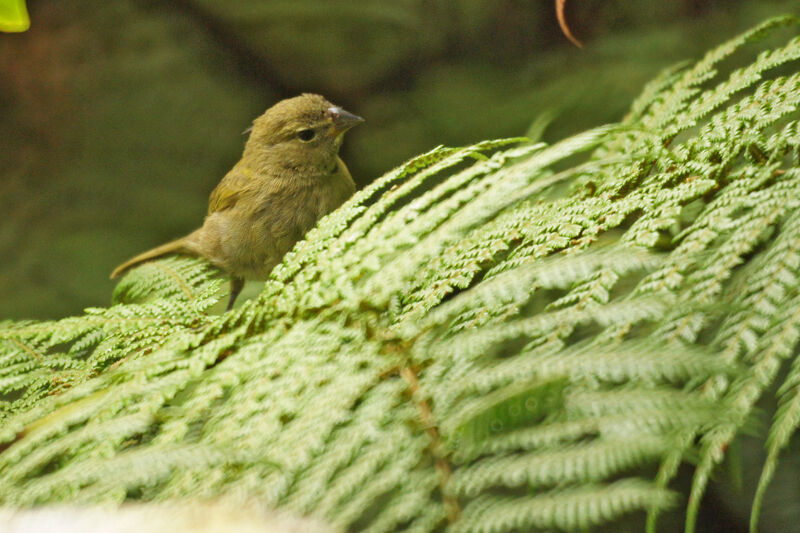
[110, 237, 193, 279]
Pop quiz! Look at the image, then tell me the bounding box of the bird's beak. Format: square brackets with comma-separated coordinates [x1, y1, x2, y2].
[327, 106, 364, 136]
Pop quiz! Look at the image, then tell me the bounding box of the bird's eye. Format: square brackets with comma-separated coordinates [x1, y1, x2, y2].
[297, 129, 316, 142]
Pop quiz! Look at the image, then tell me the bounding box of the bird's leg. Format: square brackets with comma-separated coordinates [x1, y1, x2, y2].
[227, 277, 244, 311]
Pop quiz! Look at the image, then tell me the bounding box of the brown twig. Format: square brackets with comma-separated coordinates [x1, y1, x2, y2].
[400, 366, 461, 524]
[556, 0, 583, 48]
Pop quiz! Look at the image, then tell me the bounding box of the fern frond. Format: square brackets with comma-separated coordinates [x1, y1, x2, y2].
[453, 480, 678, 533]
[2, 16, 800, 533]
[751, 352, 800, 532]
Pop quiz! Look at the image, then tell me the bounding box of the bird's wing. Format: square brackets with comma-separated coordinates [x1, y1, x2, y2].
[207, 164, 254, 214]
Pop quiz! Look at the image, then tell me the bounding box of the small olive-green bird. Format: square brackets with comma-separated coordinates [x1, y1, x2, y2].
[111, 94, 363, 309]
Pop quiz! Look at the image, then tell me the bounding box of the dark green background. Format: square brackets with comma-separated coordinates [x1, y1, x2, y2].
[0, 0, 792, 319]
[2, 2, 800, 532]
[0, 0, 793, 320]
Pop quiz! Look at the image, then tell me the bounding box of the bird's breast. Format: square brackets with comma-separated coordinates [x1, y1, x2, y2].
[207, 164, 354, 280]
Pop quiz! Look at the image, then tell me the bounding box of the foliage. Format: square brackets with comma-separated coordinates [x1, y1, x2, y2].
[2, 15, 800, 533]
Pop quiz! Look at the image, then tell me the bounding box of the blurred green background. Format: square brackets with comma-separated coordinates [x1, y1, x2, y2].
[0, 0, 795, 321]
[2, 2, 800, 531]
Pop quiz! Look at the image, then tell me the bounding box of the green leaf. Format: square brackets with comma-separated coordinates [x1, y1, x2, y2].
[0, 0, 29, 32]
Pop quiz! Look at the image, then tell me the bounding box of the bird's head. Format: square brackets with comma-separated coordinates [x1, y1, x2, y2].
[244, 93, 363, 175]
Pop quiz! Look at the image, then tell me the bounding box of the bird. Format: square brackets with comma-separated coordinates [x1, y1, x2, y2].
[110, 93, 363, 310]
